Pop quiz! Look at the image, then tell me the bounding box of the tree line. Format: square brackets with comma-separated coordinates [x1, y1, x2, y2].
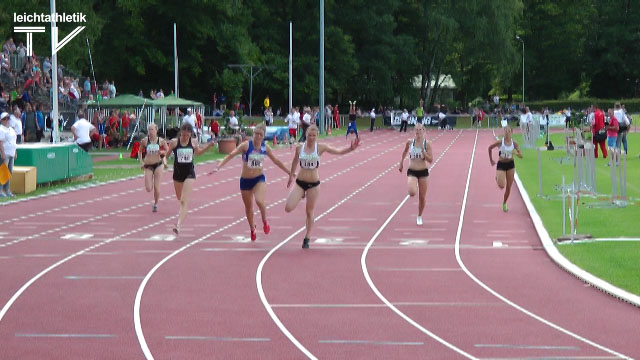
[1, 0, 638, 112]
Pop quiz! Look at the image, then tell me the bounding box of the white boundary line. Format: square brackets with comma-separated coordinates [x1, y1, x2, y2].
[454, 130, 631, 359]
[255, 131, 452, 360]
[514, 174, 640, 308]
[134, 138, 408, 360]
[361, 130, 477, 359]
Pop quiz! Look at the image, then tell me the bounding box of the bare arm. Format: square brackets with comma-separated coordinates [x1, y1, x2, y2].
[193, 138, 214, 156]
[422, 141, 433, 163]
[266, 145, 292, 176]
[138, 138, 147, 168]
[217, 141, 248, 170]
[399, 140, 410, 172]
[513, 141, 523, 159]
[287, 145, 301, 188]
[319, 138, 360, 156]
[488, 141, 500, 165]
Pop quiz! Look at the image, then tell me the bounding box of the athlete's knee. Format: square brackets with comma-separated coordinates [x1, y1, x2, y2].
[285, 203, 294, 213]
[408, 188, 417, 197]
[497, 182, 505, 189]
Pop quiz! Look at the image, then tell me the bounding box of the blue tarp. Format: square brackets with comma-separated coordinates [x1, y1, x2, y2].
[265, 126, 289, 141]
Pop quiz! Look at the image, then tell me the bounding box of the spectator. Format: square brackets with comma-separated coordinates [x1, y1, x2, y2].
[286, 108, 299, 147]
[614, 102, 629, 154]
[606, 108, 619, 164]
[0, 111, 17, 197]
[591, 104, 607, 159]
[210, 118, 220, 139]
[300, 107, 312, 142]
[400, 108, 409, 132]
[10, 108, 23, 144]
[438, 108, 447, 130]
[121, 111, 131, 143]
[333, 104, 339, 129]
[228, 110, 239, 132]
[369, 108, 376, 132]
[21, 103, 38, 142]
[71, 111, 96, 152]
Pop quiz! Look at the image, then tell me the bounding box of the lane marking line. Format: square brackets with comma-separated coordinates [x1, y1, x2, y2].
[454, 130, 631, 359]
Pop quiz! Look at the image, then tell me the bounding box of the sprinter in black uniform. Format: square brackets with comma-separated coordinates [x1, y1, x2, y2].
[167, 122, 214, 234]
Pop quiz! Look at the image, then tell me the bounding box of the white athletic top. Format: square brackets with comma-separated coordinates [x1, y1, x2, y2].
[409, 139, 427, 162]
[299, 142, 320, 169]
[499, 138, 514, 159]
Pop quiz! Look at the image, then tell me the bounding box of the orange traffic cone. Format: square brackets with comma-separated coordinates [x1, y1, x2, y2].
[273, 135, 277, 146]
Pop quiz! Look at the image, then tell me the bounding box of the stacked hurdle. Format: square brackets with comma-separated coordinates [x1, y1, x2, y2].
[520, 116, 540, 149]
[609, 151, 628, 206]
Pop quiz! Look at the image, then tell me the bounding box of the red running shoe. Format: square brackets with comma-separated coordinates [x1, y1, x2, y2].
[251, 230, 257, 241]
[263, 220, 270, 235]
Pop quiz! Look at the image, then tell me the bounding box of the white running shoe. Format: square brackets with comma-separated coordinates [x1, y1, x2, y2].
[417, 216, 423, 225]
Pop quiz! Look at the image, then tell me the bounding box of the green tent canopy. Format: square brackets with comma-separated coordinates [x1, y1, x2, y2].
[89, 94, 152, 107]
[151, 95, 203, 107]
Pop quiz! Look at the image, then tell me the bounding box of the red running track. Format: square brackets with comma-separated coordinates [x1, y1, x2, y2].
[0, 129, 638, 359]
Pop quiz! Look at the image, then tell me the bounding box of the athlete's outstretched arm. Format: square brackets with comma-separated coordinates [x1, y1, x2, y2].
[488, 140, 500, 165]
[266, 145, 293, 177]
[320, 138, 360, 155]
[216, 141, 248, 171]
[399, 140, 411, 172]
[193, 138, 215, 156]
[287, 145, 301, 188]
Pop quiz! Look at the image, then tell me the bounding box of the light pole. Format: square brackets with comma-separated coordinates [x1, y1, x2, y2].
[515, 34, 524, 103]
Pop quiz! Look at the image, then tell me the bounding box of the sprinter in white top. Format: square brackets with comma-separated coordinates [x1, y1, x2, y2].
[285, 124, 360, 248]
[399, 123, 433, 225]
[488, 126, 523, 212]
[138, 123, 169, 212]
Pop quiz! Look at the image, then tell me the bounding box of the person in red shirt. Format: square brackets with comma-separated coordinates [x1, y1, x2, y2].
[591, 105, 607, 159]
[210, 118, 219, 139]
[108, 110, 120, 146]
[121, 111, 130, 143]
[333, 104, 339, 129]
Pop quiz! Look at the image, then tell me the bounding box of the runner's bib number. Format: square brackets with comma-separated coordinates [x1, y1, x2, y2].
[146, 143, 160, 155]
[176, 148, 193, 163]
[247, 153, 264, 169]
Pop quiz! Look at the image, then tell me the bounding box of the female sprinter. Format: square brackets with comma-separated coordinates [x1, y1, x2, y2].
[167, 122, 214, 234]
[399, 123, 433, 225]
[488, 126, 523, 212]
[138, 123, 169, 212]
[285, 124, 360, 248]
[215, 124, 292, 241]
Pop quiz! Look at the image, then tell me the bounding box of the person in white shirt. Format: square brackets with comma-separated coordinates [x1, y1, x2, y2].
[301, 107, 312, 142]
[564, 107, 572, 128]
[438, 110, 447, 130]
[286, 109, 299, 147]
[369, 108, 376, 132]
[182, 107, 197, 134]
[228, 110, 239, 133]
[71, 111, 96, 152]
[400, 109, 409, 132]
[614, 103, 629, 154]
[9, 108, 23, 144]
[0, 112, 18, 197]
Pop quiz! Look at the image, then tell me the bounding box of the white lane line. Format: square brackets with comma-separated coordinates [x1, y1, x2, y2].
[360, 131, 478, 359]
[165, 336, 270, 342]
[135, 139, 406, 360]
[257, 164, 402, 360]
[454, 131, 631, 359]
[319, 339, 423, 346]
[15, 333, 116, 338]
[254, 131, 452, 360]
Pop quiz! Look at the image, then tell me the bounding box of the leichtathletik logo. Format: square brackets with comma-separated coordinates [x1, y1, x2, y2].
[13, 12, 86, 56]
